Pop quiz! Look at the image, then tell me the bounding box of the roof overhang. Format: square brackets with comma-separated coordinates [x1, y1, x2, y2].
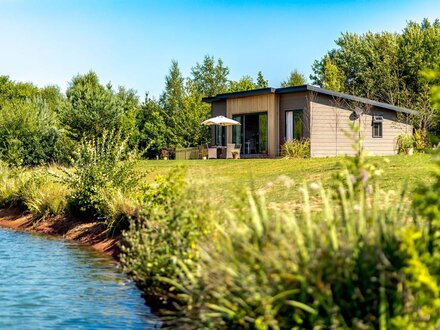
[202, 87, 276, 103]
[202, 84, 417, 115]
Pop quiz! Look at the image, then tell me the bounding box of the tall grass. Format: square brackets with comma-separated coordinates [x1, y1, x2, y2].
[0, 163, 67, 219]
[120, 168, 216, 305]
[281, 138, 310, 159]
[1, 123, 440, 328]
[59, 131, 144, 232]
[120, 124, 440, 329]
[161, 180, 430, 329]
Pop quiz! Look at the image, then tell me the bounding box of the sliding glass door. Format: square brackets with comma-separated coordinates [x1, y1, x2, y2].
[232, 113, 267, 154]
[259, 114, 267, 154]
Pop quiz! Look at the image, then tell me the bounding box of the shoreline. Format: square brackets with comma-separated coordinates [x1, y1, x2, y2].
[0, 208, 120, 260]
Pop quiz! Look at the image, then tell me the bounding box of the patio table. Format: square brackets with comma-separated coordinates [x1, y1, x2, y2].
[215, 146, 227, 158]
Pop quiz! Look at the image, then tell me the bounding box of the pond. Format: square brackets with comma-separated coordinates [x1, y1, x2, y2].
[0, 228, 158, 329]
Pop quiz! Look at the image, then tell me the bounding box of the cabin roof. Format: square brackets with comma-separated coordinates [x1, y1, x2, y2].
[202, 84, 417, 115]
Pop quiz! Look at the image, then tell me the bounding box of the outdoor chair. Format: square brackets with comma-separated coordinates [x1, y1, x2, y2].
[226, 143, 241, 159]
[206, 144, 217, 159]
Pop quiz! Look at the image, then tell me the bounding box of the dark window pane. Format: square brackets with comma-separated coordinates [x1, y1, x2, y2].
[293, 111, 303, 139]
[259, 114, 268, 153]
[372, 122, 383, 138]
[232, 115, 243, 145]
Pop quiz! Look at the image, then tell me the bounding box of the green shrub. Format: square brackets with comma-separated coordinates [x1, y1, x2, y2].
[0, 98, 60, 166]
[154, 126, 440, 329]
[120, 168, 215, 305]
[413, 152, 440, 255]
[427, 132, 440, 147]
[60, 71, 138, 140]
[413, 129, 430, 152]
[397, 133, 415, 153]
[162, 168, 440, 329]
[52, 132, 77, 166]
[61, 131, 139, 221]
[99, 188, 142, 234]
[281, 138, 310, 159]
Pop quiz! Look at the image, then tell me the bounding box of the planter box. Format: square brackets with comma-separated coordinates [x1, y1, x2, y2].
[175, 147, 200, 160]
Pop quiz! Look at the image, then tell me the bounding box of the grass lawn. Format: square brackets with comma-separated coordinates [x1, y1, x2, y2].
[136, 154, 436, 206]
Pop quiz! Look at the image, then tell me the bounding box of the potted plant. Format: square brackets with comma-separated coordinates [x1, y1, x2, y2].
[232, 151, 239, 159]
[161, 148, 169, 160]
[398, 134, 415, 155]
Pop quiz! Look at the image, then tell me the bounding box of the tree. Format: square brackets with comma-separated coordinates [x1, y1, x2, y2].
[0, 76, 64, 112]
[422, 67, 440, 135]
[0, 76, 65, 165]
[60, 71, 137, 140]
[281, 70, 307, 87]
[135, 94, 169, 158]
[321, 56, 345, 92]
[160, 60, 185, 117]
[177, 83, 211, 147]
[256, 71, 269, 88]
[145, 60, 212, 152]
[190, 55, 229, 97]
[311, 19, 440, 131]
[228, 75, 257, 92]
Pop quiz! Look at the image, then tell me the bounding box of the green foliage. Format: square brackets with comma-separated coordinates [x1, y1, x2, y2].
[280, 69, 307, 87]
[397, 133, 415, 153]
[311, 19, 440, 131]
[281, 138, 310, 159]
[414, 129, 429, 152]
[228, 75, 257, 92]
[334, 123, 385, 195]
[160, 60, 185, 119]
[25, 178, 67, 219]
[190, 55, 230, 97]
[413, 152, 440, 254]
[156, 60, 212, 150]
[322, 55, 344, 91]
[0, 76, 64, 166]
[60, 71, 138, 140]
[0, 75, 64, 112]
[177, 87, 211, 146]
[0, 97, 59, 166]
[135, 94, 169, 158]
[62, 131, 139, 221]
[157, 134, 440, 329]
[0, 164, 66, 219]
[256, 71, 269, 88]
[120, 168, 215, 302]
[0, 163, 29, 208]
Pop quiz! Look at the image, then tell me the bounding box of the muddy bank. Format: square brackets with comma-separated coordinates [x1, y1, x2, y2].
[0, 208, 120, 260]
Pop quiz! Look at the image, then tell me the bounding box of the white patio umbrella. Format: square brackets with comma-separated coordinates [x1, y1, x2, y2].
[201, 115, 241, 126]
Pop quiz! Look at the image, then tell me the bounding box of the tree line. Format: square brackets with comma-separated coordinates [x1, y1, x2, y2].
[0, 54, 301, 164]
[0, 19, 439, 165]
[311, 18, 440, 134]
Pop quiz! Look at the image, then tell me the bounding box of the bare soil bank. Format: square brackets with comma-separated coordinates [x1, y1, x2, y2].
[0, 208, 120, 260]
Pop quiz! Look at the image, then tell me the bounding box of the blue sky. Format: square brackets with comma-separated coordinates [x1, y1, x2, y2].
[0, 0, 439, 98]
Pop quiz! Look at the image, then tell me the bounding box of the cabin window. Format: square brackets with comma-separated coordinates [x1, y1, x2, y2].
[285, 110, 303, 140]
[372, 115, 384, 138]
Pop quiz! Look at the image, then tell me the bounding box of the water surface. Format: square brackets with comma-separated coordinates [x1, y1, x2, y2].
[0, 228, 157, 329]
